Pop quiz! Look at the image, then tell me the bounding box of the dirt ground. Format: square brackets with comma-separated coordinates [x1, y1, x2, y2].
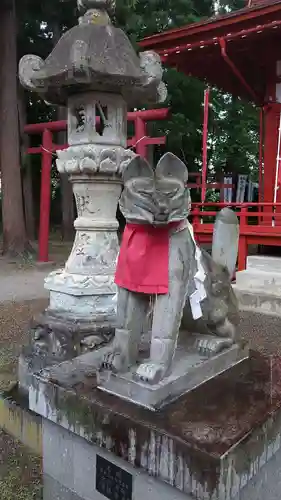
[0, 299, 48, 391]
[0, 431, 42, 500]
[0, 240, 69, 388]
[0, 240, 71, 500]
[0, 299, 46, 500]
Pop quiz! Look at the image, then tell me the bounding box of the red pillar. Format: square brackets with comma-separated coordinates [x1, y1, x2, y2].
[263, 103, 281, 223]
[135, 116, 147, 158]
[238, 207, 247, 271]
[201, 88, 210, 203]
[38, 129, 53, 262]
[258, 108, 264, 205]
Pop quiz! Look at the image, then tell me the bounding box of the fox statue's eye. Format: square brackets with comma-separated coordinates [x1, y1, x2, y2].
[137, 190, 151, 197]
[161, 189, 179, 198]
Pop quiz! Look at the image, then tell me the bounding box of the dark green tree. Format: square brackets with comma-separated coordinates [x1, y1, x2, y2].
[208, 0, 259, 183]
[8, 0, 259, 248]
[0, 0, 32, 256]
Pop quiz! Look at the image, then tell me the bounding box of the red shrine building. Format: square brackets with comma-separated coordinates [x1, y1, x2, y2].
[140, 0, 281, 222]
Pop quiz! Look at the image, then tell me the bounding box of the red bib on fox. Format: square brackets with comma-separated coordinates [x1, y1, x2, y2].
[115, 222, 181, 294]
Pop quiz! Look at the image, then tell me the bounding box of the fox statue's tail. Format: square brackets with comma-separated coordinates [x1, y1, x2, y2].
[211, 207, 239, 278]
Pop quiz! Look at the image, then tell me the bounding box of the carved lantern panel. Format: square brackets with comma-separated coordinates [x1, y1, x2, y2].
[68, 92, 127, 147]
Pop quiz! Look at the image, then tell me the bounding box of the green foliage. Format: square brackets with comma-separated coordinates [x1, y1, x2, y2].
[209, 91, 259, 178]
[17, 0, 259, 191]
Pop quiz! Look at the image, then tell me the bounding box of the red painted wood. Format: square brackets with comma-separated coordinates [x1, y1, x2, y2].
[139, 3, 281, 51]
[219, 38, 259, 104]
[250, 0, 277, 6]
[259, 107, 264, 204]
[38, 129, 53, 262]
[27, 137, 166, 155]
[238, 207, 247, 270]
[190, 203, 281, 270]
[135, 117, 147, 158]
[201, 88, 210, 202]
[25, 109, 169, 262]
[263, 104, 280, 223]
[24, 109, 169, 135]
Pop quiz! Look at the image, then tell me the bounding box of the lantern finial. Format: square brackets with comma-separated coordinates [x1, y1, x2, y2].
[77, 0, 115, 15]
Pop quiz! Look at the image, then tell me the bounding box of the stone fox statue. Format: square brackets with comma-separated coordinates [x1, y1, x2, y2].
[102, 153, 239, 384]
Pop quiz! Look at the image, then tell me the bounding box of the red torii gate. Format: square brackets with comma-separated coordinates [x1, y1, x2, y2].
[24, 108, 169, 262]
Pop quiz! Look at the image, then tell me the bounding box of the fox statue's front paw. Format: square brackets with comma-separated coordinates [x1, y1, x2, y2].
[134, 362, 167, 384]
[101, 348, 130, 373]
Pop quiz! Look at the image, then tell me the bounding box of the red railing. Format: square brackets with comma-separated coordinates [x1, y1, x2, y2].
[191, 202, 281, 271]
[24, 111, 281, 269]
[24, 108, 169, 262]
[187, 172, 235, 190]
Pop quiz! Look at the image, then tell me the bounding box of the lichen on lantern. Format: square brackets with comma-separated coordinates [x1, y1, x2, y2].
[19, 0, 167, 107]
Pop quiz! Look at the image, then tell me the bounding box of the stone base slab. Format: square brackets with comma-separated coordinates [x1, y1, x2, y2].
[41, 418, 281, 500]
[43, 421, 189, 500]
[235, 268, 281, 293]
[247, 255, 281, 272]
[99, 338, 248, 410]
[28, 351, 281, 500]
[234, 285, 281, 316]
[18, 310, 115, 395]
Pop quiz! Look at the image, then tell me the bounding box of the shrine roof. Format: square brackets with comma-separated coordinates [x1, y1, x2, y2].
[139, 0, 281, 103]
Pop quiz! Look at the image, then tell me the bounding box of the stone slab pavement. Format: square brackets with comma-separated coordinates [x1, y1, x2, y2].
[0, 240, 71, 303]
[0, 268, 49, 303]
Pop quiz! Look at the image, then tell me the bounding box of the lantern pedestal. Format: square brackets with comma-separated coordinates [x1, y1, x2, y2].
[46, 144, 135, 321]
[18, 143, 135, 394]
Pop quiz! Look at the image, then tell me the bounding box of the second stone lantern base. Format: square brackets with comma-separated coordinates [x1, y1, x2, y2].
[18, 142, 135, 395]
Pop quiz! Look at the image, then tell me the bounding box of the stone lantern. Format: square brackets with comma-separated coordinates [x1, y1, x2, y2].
[18, 0, 166, 389]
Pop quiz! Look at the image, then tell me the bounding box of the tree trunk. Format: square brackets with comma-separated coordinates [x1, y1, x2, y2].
[0, 0, 29, 256]
[18, 87, 36, 240]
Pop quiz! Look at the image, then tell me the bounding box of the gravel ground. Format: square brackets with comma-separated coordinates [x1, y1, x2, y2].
[0, 240, 71, 303]
[0, 253, 56, 500]
[0, 272, 49, 303]
[240, 310, 281, 355]
[0, 431, 42, 500]
[0, 299, 48, 391]
[0, 241, 67, 499]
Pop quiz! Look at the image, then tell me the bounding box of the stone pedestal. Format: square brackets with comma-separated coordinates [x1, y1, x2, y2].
[43, 420, 189, 500]
[29, 351, 281, 500]
[46, 144, 134, 326]
[44, 89, 133, 330]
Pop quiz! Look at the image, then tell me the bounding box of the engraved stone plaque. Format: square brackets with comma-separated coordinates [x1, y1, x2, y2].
[96, 454, 133, 500]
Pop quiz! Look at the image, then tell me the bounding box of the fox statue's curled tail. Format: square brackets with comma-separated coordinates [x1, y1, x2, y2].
[181, 207, 240, 346]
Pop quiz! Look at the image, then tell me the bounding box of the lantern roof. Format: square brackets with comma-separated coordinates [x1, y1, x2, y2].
[19, 0, 167, 107]
[140, 0, 281, 104]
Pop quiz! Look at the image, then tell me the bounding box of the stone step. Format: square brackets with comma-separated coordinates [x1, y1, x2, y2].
[247, 255, 281, 272]
[233, 285, 281, 316]
[235, 268, 281, 291]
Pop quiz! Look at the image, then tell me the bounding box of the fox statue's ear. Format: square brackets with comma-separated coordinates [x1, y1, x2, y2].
[122, 155, 154, 184]
[155, 152, 188, 183]
[212, 208, 239, 277]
